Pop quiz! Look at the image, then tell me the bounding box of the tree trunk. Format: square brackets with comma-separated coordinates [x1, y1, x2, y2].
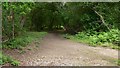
[20, 16, 26, 29]
[10, 9, 14, 39]
[12, 11, 14, 39]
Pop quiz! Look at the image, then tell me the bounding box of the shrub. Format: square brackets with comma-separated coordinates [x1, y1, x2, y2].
[0, 53, 20, 66]
[2, 32, 47, 49]
[65, 29, 120, 49]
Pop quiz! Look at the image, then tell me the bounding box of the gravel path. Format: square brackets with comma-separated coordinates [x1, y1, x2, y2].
[3, 33, 118, 66]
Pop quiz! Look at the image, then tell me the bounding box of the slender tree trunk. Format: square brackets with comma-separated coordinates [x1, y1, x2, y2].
[10, 9, 14, 39]
[20, 16, 26, 29]
[9, 2, 15, 39]
[12, 11, 14, 39]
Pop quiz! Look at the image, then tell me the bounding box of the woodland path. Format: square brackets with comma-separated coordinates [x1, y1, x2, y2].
[3, 33, 118, 66]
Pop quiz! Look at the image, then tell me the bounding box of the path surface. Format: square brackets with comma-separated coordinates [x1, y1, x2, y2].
[3, 33, 118, 66]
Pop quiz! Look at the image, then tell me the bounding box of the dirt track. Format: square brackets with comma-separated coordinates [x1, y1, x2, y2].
[3, 33, 118, 66]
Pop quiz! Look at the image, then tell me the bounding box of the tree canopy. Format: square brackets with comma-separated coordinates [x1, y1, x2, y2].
[2, 2, 120, 45]
[1, 2, 120, 66]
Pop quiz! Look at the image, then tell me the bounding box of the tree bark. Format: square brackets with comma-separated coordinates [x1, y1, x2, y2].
[12, 11, 14, 39]
[20, 16, 26, 29]
[10, 9, 14, 39]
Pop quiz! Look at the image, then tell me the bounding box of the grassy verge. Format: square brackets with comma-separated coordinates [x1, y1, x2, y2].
[63, 29, 120, 50]
[63, 29, 120, 65]
[113, 59, 120, 66]
[0, 52, 20, 66]
[2, 32, 47, 49]
[1, 32, 47, 66]
[117, 60, 120, 66]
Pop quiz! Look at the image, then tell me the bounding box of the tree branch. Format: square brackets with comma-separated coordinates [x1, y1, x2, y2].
[94, 10, 110, 31]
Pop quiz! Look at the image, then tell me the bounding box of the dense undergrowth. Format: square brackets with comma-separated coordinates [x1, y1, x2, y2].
[2, 2, 120, 66]
[1, 32, 47, 66]
[2, 32, 47, 49]
[64, 29, 120, 50]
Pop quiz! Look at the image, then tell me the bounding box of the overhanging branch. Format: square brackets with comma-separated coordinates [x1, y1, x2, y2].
[94, 10, 110, 31]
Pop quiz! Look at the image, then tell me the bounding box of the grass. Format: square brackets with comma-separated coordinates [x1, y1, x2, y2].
[2, 32, 47, 49]
[19, 50, 26, 54]
[1, 32, 47, 66]
[117, 60, 120, 66]
[0, 52, 20, 66]
[63, 30, 120, 65]
[64, 34, 119, 49]
[113, 59, 120, 66]
[63, 29, 120, 50]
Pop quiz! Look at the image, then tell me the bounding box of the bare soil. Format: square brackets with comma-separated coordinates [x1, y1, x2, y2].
[3, 33, 118, 66]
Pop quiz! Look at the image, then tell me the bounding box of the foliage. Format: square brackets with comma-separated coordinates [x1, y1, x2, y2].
[1, 32, 47, 65]
[113, 59, 120, 66]
[2, 2, 34, 41]
[0, 52, 20, 66]
[2, 2, 120, 66]
[11, 60, 20, 66]
[2, 2, 120, 36]
[30, 2, 63, 31]
[64, 29, 120, 49]
[28, 2, 120, 34]
[117, 60, 120, 66]
[2, 32, 47, 49]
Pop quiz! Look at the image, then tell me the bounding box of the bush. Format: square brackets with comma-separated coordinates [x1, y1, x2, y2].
[65, 29, 120, 49]
[2, 32, 47, 49]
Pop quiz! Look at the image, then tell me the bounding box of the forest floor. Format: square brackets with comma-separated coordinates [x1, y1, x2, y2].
[3, 33, 118, 66]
